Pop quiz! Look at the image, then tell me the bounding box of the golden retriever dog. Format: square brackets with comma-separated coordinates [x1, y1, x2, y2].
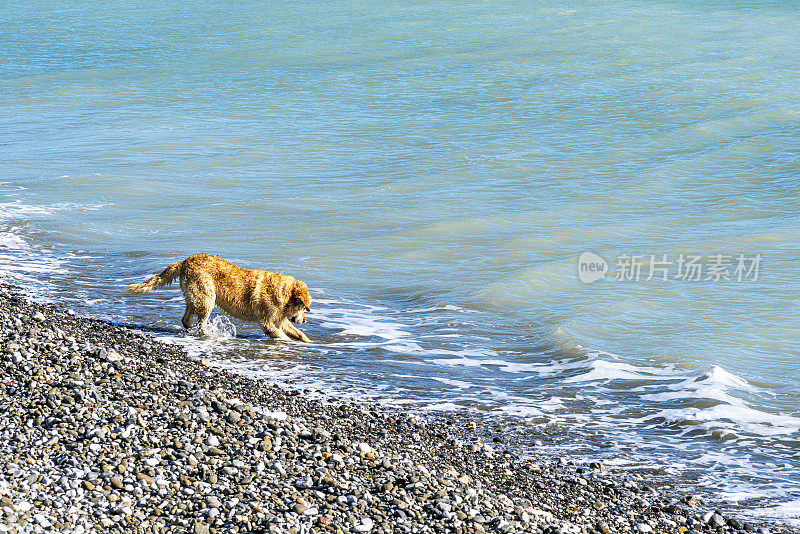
[126, 253, 311, 342]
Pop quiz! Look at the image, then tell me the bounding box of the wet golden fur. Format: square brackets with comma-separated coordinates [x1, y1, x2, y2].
[126, 253, 311, 342]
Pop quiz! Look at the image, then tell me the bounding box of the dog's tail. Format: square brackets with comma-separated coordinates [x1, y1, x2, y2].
[126, 261, 184, 294]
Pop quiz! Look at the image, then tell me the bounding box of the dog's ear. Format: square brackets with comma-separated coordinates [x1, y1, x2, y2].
[290, 281, 311, 309]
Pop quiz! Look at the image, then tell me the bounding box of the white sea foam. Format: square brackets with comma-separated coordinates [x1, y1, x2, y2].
[382, 341, 427, 353]
[749, 499, 800, 527]
[424, 402, 465, 411]
[402, 304, 470, 313]
[691, 365, 756, 391]
[426, 356, 507, 368]
[0, 201, 70, 292]
[617, 364, 800, 437]
[193, 316, 237, 341]
[640, 387, 732, 403]
[316, 299, 410, 341]
[495, 403, 547, 418]
[718, 488, 766, 503]
[642, 374, 744, 403]
[0, 201, 54, 218]
[654, 402, 800, 437]
[426, 376, 480, 389]
[321, 316, 410, 339]
[563, 358, 664, 383]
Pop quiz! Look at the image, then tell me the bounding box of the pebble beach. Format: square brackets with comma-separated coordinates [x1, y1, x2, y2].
[0, 283, 787, 534]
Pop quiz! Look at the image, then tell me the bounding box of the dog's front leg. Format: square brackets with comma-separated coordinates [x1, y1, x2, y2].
[281, 320, 311, 343]
[261, 323, 292, 341]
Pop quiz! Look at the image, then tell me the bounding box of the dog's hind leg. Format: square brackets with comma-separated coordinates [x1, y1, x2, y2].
[181, 303, 195, 329]
[195, 301, 213, 335]
[184, 277, 214, 335]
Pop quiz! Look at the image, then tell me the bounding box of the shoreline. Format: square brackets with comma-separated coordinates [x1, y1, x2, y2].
[0, 283, 786, 534]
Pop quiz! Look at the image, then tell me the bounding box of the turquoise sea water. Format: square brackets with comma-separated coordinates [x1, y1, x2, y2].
[2, 0, 800, 525]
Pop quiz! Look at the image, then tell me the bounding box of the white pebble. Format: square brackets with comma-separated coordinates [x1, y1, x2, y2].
[16, 501, 33, 513]
[264, 410, 287, 421]
[34, 513, 52, 528]
[354, 517, 374, 532]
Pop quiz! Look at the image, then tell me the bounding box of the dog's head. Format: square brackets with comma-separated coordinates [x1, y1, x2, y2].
[287, 280, 311, 324]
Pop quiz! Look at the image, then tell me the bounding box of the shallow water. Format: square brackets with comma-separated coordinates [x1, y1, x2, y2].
[2, 0, 800, 525]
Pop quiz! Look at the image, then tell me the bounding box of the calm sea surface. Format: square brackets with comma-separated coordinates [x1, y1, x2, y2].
[2, 0, 799, 524]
